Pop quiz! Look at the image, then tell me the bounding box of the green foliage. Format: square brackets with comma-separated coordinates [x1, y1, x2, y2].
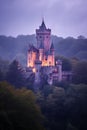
[37, 83, 87, 130]
[25, 73, 35, 90]
[41, 85, 53, 98]
[66, 84, 87, 130]
[0, 57, 9, 74]
[0, 35, 87, 66]
[0, 35, 36, 65]
[0, 69, 4, 81]
[56, 55, 72, 71]
[62, 57, 72, 71]
[6, 60, 25, 88]
[0, 81, 45, 130]
[55, 37, 87, 60]
[36, 85, 67, 130]
[67, 123, 78, 130]
[72, 61, 87, 84]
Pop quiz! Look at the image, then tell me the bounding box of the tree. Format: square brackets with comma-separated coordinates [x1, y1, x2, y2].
[45, 87, 67, 130]
[77, 35, 86, 39]
[0, 81, 45, 130]
[66, 84, 87, 130]
[55, 56, 72, 71]
[37, 85, 67, 130]
[0, 69, 4, 81]
[6, 60, 25, 88]
[0, 57, 9, 74]
[25, 73, 35, 90]
[72, 61, 87, 84]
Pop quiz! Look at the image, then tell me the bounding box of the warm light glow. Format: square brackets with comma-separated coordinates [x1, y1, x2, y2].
[41, 55, 55, 66]
[28, 52, 36, 67]
[39, 53, 43, 61]
[33, 68, 36, 73]
[47, 55, 55, 66]
[28, 53, 55, 67]
[42, 60, 48, 66]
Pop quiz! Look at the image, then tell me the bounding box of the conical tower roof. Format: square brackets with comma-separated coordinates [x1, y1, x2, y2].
[50, 42, 54, 50]
[39, 19, 46, 30]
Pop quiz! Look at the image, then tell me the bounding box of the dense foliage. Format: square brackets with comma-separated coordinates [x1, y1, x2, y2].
[36, 84, 87, 130]
[0, 81, 45, 130]
[6, 60, 26, 88]
[72, 61, 87, 84]
[55, 56, 72, 71]
[0, 55, 87, 130]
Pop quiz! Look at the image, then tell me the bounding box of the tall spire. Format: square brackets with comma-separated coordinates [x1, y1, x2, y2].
[42, 17, 44, 23]
[39, 18, 46, 30]
[50, 42, 54, 50]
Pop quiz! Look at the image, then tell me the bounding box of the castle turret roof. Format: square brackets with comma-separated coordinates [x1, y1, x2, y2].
[39, 19, 46, 30]
[50, 42, 54, 50]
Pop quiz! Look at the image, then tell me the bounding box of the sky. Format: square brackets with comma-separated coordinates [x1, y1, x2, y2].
[0, 0, 87, 38]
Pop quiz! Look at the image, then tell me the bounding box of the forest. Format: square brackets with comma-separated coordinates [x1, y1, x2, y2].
[0, 35, 87, 66]
[0, 55, 87, 130]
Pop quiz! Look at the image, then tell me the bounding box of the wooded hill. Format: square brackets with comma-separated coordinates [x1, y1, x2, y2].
[0, 35, 87, 65]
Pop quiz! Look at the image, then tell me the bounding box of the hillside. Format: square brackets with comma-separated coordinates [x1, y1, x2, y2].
[55, 37, 87, 59]
[0, 35, 87, 66]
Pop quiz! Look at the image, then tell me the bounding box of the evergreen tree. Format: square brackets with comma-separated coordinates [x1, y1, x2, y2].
[6, 60, 25, 88]
[0, 69, 4, 81]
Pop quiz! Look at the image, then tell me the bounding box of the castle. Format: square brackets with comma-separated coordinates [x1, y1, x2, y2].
[26, 19, 72, 85]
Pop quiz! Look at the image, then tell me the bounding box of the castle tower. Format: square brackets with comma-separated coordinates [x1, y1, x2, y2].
[50, 42, 55, 66]
[39, 41, 44, 61]
[36, 19, 51, 52]
[27, 46, 34, 67]
[56, 60, 62, 81]
[50, 42, 54, 55]
[34, 60, 42, 83]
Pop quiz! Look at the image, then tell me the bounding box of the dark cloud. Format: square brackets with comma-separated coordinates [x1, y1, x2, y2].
[0, 0, 87, 38]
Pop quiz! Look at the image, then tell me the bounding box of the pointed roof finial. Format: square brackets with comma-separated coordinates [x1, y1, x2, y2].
[39, 17, 46, 30]
[42, 16, 44, 23]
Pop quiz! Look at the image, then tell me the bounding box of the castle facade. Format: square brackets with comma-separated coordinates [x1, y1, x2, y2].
[26, 20, 72, 85]
[27, 19, 55, 68]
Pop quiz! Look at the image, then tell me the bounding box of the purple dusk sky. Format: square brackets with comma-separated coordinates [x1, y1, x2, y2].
[0, 0, 87, 38]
